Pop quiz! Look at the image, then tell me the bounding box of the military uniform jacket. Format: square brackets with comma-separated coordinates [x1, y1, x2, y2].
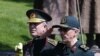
[55, 41, 95, 56]
[23, 38, 57, 56]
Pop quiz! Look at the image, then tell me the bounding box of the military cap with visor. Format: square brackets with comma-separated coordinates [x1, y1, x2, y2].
[53, 16, 80, 29]
[26, 9, 52, 23]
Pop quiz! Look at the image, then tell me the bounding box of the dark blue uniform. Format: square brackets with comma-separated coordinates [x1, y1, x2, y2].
[55, 41, 95, 56]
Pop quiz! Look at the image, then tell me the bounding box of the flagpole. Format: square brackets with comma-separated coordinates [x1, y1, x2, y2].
[76, 0, 85, 45]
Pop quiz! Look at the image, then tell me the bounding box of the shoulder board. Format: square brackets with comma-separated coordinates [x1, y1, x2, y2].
[47, 38, 58, 46]
[79, 44, 90, 51]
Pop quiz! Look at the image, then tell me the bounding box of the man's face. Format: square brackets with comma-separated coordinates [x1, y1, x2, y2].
[59, 28, 77, 43]
[29, 22, 48, 38]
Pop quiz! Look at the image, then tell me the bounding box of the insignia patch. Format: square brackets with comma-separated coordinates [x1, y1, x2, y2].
[47, 38, 58, 46]
[80, 45, 89, 51]
[61, 17, 66, 24]
[30, 13, 36, 19]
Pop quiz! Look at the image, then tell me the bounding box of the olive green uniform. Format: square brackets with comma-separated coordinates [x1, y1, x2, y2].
[55, 41, 95, 56]
[23, 37, 58, 56]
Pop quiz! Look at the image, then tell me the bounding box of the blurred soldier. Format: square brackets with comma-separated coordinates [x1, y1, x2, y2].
[54, 16, 95, 56]
[23, 9, 58, 56]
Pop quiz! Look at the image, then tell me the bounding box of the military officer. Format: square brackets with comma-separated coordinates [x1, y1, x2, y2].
[54, 16, 95, 56]
[23, 9, 58, 56]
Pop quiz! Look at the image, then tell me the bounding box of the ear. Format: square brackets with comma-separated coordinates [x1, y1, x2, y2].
[75, 29, 80, 34]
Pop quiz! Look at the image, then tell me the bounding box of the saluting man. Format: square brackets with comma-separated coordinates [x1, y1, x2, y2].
[54, 16, 96, 56]
[23, 9, 57, 56]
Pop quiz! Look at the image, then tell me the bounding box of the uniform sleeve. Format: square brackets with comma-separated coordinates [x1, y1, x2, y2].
[85, 50, 95, 56]
[23, 43, 32, 56]
[23, 45, 31, 56]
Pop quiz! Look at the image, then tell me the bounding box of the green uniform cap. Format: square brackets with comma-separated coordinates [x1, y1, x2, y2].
[26, 9, 52, 23]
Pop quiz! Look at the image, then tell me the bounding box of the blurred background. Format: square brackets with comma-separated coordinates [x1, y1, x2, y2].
[0, 0, 33, 51]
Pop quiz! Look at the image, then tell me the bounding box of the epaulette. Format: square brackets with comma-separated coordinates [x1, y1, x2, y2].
[79, 44, 90, 52]
[47, 38, 58, 46]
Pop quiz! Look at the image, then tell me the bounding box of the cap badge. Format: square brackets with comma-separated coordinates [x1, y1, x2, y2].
[30, 13, 36, 19]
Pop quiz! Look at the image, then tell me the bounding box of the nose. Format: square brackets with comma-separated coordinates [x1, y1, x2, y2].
[29, 25, 36, 31]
